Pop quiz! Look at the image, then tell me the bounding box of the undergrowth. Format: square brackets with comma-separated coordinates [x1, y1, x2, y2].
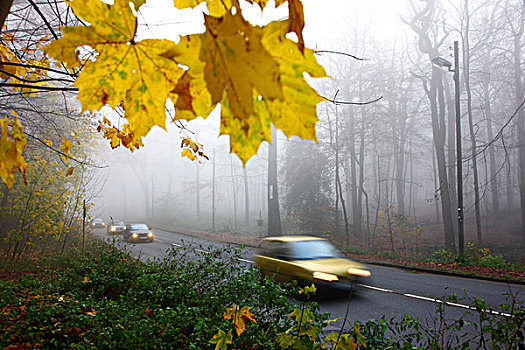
[1, 240, 524, 349]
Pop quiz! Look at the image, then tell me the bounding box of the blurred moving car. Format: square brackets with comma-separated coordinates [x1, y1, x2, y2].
[90, 218, 105, 228]
[254, 236, 370, 286]
[107, 221, 126, 234]
[123, 223, 154, 243]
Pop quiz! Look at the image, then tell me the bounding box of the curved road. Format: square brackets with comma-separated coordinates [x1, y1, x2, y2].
[93, 227, 525, 334]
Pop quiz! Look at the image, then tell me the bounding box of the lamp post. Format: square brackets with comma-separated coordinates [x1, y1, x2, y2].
[432, 40, 464, 256]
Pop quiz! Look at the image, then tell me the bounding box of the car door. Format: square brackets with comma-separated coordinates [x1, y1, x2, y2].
[256, 241, 296, 283]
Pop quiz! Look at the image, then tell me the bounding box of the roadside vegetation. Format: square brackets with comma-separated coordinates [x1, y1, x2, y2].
[1, 239, 523, 349]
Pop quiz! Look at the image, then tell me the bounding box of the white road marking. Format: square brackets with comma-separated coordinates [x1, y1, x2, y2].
[237, 258, 255, 264]
[359, 284, 511, 317]
[358, 284, 394, 293]
[171, 243, 183, 247]
[195, 248, 210, 254]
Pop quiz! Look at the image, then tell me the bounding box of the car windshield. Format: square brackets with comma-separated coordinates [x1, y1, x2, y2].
[113, 221, 125, 226]
[93, 219, 102, 223]
[131, 224, 148, 230]
[288, 240, 340, 260]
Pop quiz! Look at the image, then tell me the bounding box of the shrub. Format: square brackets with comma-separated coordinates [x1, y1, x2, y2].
[425, 248, 457, 264]
[343, 246, 369, 255]
[0, 241, 294, 349]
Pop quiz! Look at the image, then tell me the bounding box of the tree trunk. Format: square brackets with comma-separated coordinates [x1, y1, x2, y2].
[244, 167, 249, 227]
[267, 125, 282, 235]
[513, 5, 525, 242]
[230, 155, 238, 232]
[483, 78, 500, 218]
[462, 1, 483, 245]
[431, 67, 457, 252]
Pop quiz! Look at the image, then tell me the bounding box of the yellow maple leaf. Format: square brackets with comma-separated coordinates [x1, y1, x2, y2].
[181, 137, 209, 162]
[199, 11, 282, 122]
[168, 36, 214, 121]
[209, 329, 232, 350]
[65, 167, 75, 177]
[173, 0, 234, 17]
[261, 19, 326, 141]
[0, 43, 20, 79]
[287, 0, 305, 53]
[223, 304, 256, 336]
[221, 18, 326, 164]
[0, 116, 27, 188]
[59, 138, 72, 163]
[181, 148, 196, 161]
[44, 0, 185, 145]
[220, 92, 271, 163]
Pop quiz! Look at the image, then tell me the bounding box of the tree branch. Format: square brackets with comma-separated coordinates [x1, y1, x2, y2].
[0, 83, 77, 91]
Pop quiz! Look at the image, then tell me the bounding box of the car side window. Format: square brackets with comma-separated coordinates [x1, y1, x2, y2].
[260, 241, 290, 260]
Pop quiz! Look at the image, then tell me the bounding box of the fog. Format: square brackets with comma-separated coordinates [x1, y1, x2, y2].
[93, 0, 525, 258]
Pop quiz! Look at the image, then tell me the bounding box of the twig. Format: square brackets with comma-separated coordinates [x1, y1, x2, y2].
[322, 95, 383, 106]
[314, 50, 368, 61]
[24, 132, 107, 168]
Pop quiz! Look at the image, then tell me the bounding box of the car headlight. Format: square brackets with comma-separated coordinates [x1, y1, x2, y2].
[132, 233, 138, 238]
[312, 272, 339, 281]
[111, 227, 116, 232]
[348, 268, 371, 277]
[147, 232, 153, 237]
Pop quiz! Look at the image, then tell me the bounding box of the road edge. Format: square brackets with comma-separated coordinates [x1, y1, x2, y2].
[150, 224, 525, 286]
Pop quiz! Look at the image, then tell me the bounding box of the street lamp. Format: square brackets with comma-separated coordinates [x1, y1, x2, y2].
[431, 41, 464, 256]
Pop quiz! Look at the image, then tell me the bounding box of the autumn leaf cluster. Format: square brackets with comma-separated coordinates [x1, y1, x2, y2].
[42, 0, 326, 164]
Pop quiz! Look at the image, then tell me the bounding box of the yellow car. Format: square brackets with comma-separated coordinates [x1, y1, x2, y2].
[254, 236, 370, 286]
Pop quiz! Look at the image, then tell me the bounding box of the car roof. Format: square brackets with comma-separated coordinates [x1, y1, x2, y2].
[261, 235, 326, 242]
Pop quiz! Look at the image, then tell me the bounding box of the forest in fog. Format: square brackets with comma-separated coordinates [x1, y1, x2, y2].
[96, 0, 525, 258]
[0, 0, 523, 261]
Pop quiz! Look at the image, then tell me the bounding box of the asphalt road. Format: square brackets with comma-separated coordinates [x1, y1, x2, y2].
[92, 227, 525, 336]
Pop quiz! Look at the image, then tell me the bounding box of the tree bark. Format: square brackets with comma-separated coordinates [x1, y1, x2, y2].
[267, 125, 282, 235]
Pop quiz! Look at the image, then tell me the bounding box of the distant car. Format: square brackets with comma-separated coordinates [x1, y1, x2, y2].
[107, 221, 126, 234]
[254, 236, 370, 286]
[90, 218, 105, 228]
[123, 223, 154, 243]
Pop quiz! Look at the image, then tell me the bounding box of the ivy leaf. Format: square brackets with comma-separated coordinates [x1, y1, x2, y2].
[298, 283, 317, 295]
[44, 0, 185, 144]
[0, 115, 27, 188]
[209, 329, 232, 350]
[326, 333, 357, 350]
[223, 304, 256, 336]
